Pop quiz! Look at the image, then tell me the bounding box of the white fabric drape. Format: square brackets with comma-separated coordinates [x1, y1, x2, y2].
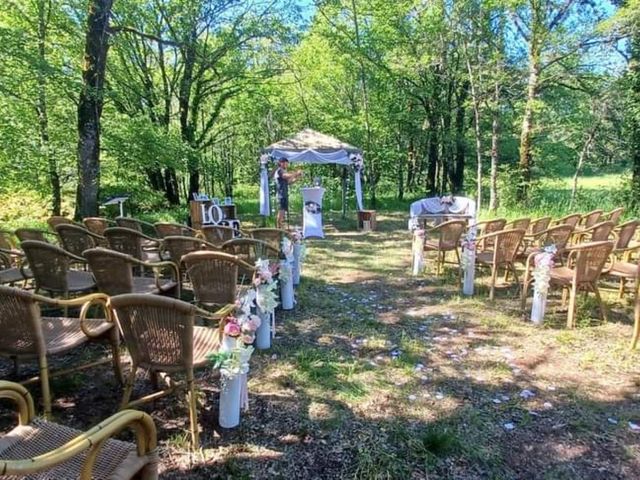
[354, 170, 364, 211]
[259, 165, 270, 216]
[270, 148, 351, 165]
[408, 197, 477, 230]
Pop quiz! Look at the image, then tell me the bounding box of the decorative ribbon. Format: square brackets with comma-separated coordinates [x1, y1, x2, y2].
[532, 246, 556, 297]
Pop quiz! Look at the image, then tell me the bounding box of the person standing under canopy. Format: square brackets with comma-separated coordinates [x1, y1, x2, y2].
[274, 158, 302, 229]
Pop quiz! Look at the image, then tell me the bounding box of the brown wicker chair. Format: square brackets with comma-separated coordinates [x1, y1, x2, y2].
[518, 224, 575, 264]
[222, 238, 280, 283]
[104, 227, 161, 262]
[162, 236, 220, 274]
[249, 228, 291, 252]
[0, 381, 157, 479]
[605, 207, 624, 224]
[84, 248, 179, 297]
[633, 291, 640, 349]
[0, 286, 122, 417]
[581, 210, 604, 228]
[475, 218, 507, 252]
[572, 220, 615, 244]
[201, 225, 241, 247]
[154, 222, 200, 239]
[527, 217, 552, 236]
[475, 228, 526, 300]
[521, 241, 614, 328]
[83, 216, 115, 237]
[506, 217, 531, 231]
[613, 220, 639, 252]
[55, 224, 106, 256]
[422, 220, 467, 276]
[21, 240, 95, 298]
[46, 216, 77, 231]
[15, 228, 56, 245]
[109, 293, 225, 449]
[115, 217, 157, 236]
[553, 213, 582, 229]
[0, 248, 31, 286]
[182, 251, 255, 309]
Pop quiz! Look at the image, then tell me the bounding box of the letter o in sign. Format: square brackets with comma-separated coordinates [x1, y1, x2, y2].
[208, 204, 223, 224]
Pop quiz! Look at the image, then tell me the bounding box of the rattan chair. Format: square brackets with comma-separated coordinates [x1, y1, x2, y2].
[83, 217, 115, 237]
[21, 240, 95, 298]
[115, 217, 157, 236]
[15, 228, 56, 245]
[0, 286, 122, 417]
[475, 229, 526, 300]
[182, 251, 255, 309]
[553, 213, 582, 229]
[84, 248, 179, 297]
[613, 220, 639, 252]
[605, 207, 624, 224]
[55, 224, 106, 256]
[581, 210, 604, 228]
[572, 220, 615, 244]
[521, 241, 614, 328]
[222, 238, 280, 283]
[109, 293, 226, 449]
[249, 228, 291, 252]
[201, 225, 241, 247]
[0, 247, 31, 286]
[475, 218, 507, 252]
[154, 222, 200, 239]
[527, 217, 552, 236]
[518, 224, 575, 264]
[422, 220, 467, 276]
[162, 235, 220, 270]
[46, 216, 77, 231]
[104, 227, 161, 262]
[0, 381, 157, 479]
[506, 217, 531, 231]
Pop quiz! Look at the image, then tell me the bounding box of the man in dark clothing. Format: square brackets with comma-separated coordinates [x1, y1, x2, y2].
[274, 158, 302, 229]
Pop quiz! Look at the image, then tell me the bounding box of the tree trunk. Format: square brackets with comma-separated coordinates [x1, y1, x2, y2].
[630, 22, 640, 208]
[570, 126, 598, 208]
[75, 0, 113, 219]
[452, 83, 467, 194]
[36, 0, 60, 215]
[178, 26, 198, 202]
[465, 53, 483, 210]
[518, 47, 540, 202]
[489, 80, 500, 213]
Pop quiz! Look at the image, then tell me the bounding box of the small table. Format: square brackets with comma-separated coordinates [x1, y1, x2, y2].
[301, 187, 325, 238]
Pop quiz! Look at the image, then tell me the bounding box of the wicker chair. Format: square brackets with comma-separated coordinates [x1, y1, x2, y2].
[521, 241, 614, 328]
[553, 213, 582, 229]
[109, 293, 226, 449]
[527, 217, 552, 236]
[249, 228, 291, 252]
[605, 207, 624, 224]
[21, 240, 95, 298]
[0, 229, 18, 251]
[633, 291, 640, 349]
[154, 222, 200, 239]
[0, 286, 122, 417]
[572, 220, 615, 244]
[0, 381, 157, 480]
[162, 236, 220, 274]
[506, 217, 531, 231]
[83, 217, 115, 237]
[182, 251, 255, 309]
[201, 225, 241, 247]
[55, 224, 106, 256]
[0, 247, 31, 286]
[46, 216, 77, 231]
[518, 224, 575, 263]
[104, 227, 161, 262]
[15, 228, 56, 245]
[475, 228, 526, 300]
[475, 218, 507, 252]
[115, 217, 157, 236]
[84, 248, 179, 297]
[581, 210, 604, 228]
[613, 220, 639, 252]
[222, 238, 280, 283]
[422, 220, 467, 276]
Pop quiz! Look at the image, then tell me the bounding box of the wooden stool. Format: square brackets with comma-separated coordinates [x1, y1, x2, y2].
[358, 210, 377, 231]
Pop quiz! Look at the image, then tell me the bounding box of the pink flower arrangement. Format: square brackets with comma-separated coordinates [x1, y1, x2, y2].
[224, 319, 241, 337]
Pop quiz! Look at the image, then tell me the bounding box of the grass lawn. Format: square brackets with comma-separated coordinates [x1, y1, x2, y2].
[1, 210, 638, 479]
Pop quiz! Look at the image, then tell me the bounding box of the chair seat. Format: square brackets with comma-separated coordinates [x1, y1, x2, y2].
[192, 326, 221, 367]
[608, 262, 638, 278]
[42, 317, 112, 355]
[132, 276, 178, 295]
[549, 267, 574, 284]
[0, 267, 31, 285]
[423, 240, 440, 251]
[141, 250, 161, 263]
[475, 252, 494, 264]
[0, 417, 155, 480]
[66, 270, 96, 292]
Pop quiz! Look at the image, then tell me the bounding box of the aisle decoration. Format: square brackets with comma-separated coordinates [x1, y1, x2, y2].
[530, 245, 557, 325]
[290, 229, 306, 285]
[254, 259, 279, 348]
[350, 153, 365, 211]
[461, 231, 476, 296]
[412, 228, 426, 276]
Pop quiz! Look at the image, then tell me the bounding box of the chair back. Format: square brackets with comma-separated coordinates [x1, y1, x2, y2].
[492, 229, 526, 265]
[606, 207, 624, 224]
[84, 248, 134, 296]
[201, 225, 238, 246]
[155, 223, 196, 238]
[587, 221, 615, 242]
[556, 213, 582, 228]
[479, 218, 506, 250]
[183, 251, 248, 306]
[222, 238, 279, 280]
[15, 228, 51, 244]
[540, 224, 574, 253]
[110, 294, 196, 372]
[582, 210, 603, 228]
[21, 240, 70, 293]
[571, 241, 614, 284]
[163, 236, 216, 267]
[506, 218, 531, 231]
[83, 217, 111, 236]
[55, 224, 98, 257]
[104, 227, 150, 260]
[615, 220, 639, 250]
[434, 220, 467, 250]
[0, 286, 44, 356]
[249, 228, 289, 251]
[116, 217, 156, 236]
[528, 217, 551, 236]
[47, 216, 75, 231]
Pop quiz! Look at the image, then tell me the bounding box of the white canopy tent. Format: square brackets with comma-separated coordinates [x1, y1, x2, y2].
[259, 129, 364, 216]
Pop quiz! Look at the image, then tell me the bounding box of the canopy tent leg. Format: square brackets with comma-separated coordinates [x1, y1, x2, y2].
[342, 166, 347, 219]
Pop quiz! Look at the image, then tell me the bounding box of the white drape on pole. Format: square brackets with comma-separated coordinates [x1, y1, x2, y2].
[354, 170, 364, 211]
[259, 165, 270, 216]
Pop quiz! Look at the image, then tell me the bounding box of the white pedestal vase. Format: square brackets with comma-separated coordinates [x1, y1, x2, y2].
[255, 307, 271, 349]
[531, 291, 547, 325]
[412, 231, 425, 276]
[462, 249, 475, 296]
[292, 243, 301, 285]
[280, 261, 294, 310]
[219, 374, 241, 428]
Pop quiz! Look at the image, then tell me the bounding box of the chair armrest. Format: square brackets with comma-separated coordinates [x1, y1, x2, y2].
[33, 293, 114, 338]
[0, 381, 35, 425]
[0, 410, 156, 478]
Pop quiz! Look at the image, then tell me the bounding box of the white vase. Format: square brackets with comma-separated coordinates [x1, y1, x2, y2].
[531, 290, 547, 325]
[220, 335, 237, 353]
[292, 243, 301, 285]
[280, 261, 294, 310]
[219, 374, 241, 428]
[255, 307, 271, 349]
[462, 250, 475, 296]
[412, 239, 424, 276]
